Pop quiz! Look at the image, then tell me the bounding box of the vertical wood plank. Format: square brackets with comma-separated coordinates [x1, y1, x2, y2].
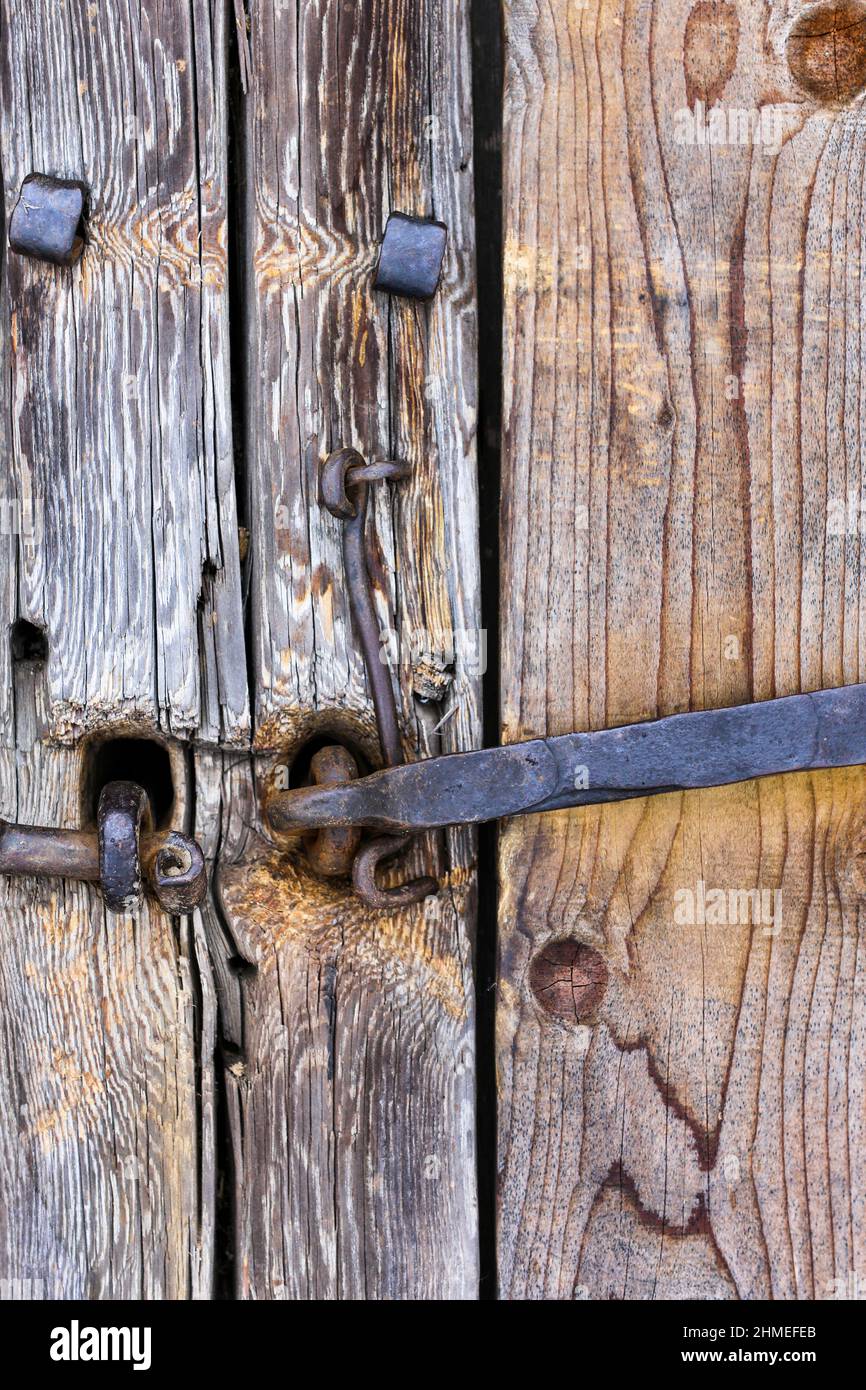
[0, 0, 248, 746]
[0, 0, 242, 1298]
[224, 0, 481, 1299]
[0, 678, 218, 1298]
[498, 0, 866, 1299]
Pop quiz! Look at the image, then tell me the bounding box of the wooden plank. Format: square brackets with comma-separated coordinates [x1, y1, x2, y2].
[221, 0, 481, 1298]
[0, 668, 218, 1299]
[0, 0, 243, 1297]
[498, 0, 866, 1299]
[0, 0, 248, 746]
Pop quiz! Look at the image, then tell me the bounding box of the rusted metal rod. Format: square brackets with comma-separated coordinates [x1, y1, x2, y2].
[321, 449, 408, 768]
[303, 746, 363, 879]
[269, 683, 866, 836]
[0, 783, 207, 914]
[318, 448, 437, 909]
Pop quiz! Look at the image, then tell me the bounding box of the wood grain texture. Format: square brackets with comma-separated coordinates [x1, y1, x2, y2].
[0, 0, 239, 1299]
[498, 0, 866, 1299]
[219, 0, 481, 1298]
[0, 0, 248, 746]
[0, 665, 216, 1299]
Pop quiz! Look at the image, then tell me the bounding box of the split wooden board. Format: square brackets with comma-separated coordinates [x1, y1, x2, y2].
[0, 0, 479, 1299]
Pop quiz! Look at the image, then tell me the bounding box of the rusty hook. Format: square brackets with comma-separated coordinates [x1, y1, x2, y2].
[320, 448, 437, 910]
[353, 835, 436, 911]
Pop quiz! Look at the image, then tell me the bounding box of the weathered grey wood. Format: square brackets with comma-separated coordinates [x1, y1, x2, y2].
[0, 662, 217, 1299]
[498, 0, 866, 1299]
[0, 0, 248, 747]
[219, 0, 481, 1299]
[0, 0, 242, 1299]
[1, 0, 481, 1302]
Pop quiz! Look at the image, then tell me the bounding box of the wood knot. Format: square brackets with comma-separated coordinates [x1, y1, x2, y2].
[786, 2, 866, 104]
[528, 939, 608, 1024]
[683, 1, 740, 110]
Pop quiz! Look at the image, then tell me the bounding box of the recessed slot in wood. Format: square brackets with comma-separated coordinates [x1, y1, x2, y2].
[83, 737, 176, 829]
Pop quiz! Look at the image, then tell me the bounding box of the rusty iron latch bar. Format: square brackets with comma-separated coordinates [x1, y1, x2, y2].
[0, 780, 207, 913]
[268, 683, 866, 886]
[268, 447, 866, 911]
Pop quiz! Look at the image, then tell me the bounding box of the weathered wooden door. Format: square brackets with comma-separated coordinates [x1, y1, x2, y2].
[0, 0, 478, 1300]
[3, 0, 866, 1309]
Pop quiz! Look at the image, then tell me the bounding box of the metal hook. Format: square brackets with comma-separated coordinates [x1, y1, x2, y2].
[319, 449, 437, 910]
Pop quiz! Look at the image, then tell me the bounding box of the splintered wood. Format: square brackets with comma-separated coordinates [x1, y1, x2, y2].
[0, 0, 235, 1299]
[224, 0, 480, 1300]
[0, 0, 479, 1300]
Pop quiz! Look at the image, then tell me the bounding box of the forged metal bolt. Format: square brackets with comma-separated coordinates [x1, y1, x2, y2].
[9, 173, 87, 266]
[373, 212, 448, 300]
[0, 783, 207, 914]
[97, 781, 151, 913]
[303, 745, 363, 879]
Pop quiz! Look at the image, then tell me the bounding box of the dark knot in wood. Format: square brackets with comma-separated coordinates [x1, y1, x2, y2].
[786, 2, 866, 104]
[529, 939, 608, 1025]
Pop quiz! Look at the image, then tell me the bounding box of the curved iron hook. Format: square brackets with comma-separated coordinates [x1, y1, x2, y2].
[320, 449, 437, 910]
[353, 836, 438, 911]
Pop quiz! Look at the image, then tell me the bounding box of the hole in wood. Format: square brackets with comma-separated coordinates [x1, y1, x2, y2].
[10, 619, 48, 663]
[786, 1, 866, 103]
[83, 737, 175, 830]
[529, 939, 608, 1024]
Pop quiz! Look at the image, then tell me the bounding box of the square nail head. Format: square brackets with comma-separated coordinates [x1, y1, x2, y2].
[9, 173, 87, 266]
[373, 212, 448, 300]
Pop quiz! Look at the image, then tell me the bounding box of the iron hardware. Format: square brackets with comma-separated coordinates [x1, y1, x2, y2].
[0, 780, 207, 913]
[9, 173, 87, 266]
[302, 745, 362, 880]
[314, 449, 437, 907]
[373, 212, 448, 300]
[268, 683, 866, 836]
[265, 449, 437, 910]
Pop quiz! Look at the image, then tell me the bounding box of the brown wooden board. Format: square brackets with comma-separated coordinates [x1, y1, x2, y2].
[497, 0, 866, 1299]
